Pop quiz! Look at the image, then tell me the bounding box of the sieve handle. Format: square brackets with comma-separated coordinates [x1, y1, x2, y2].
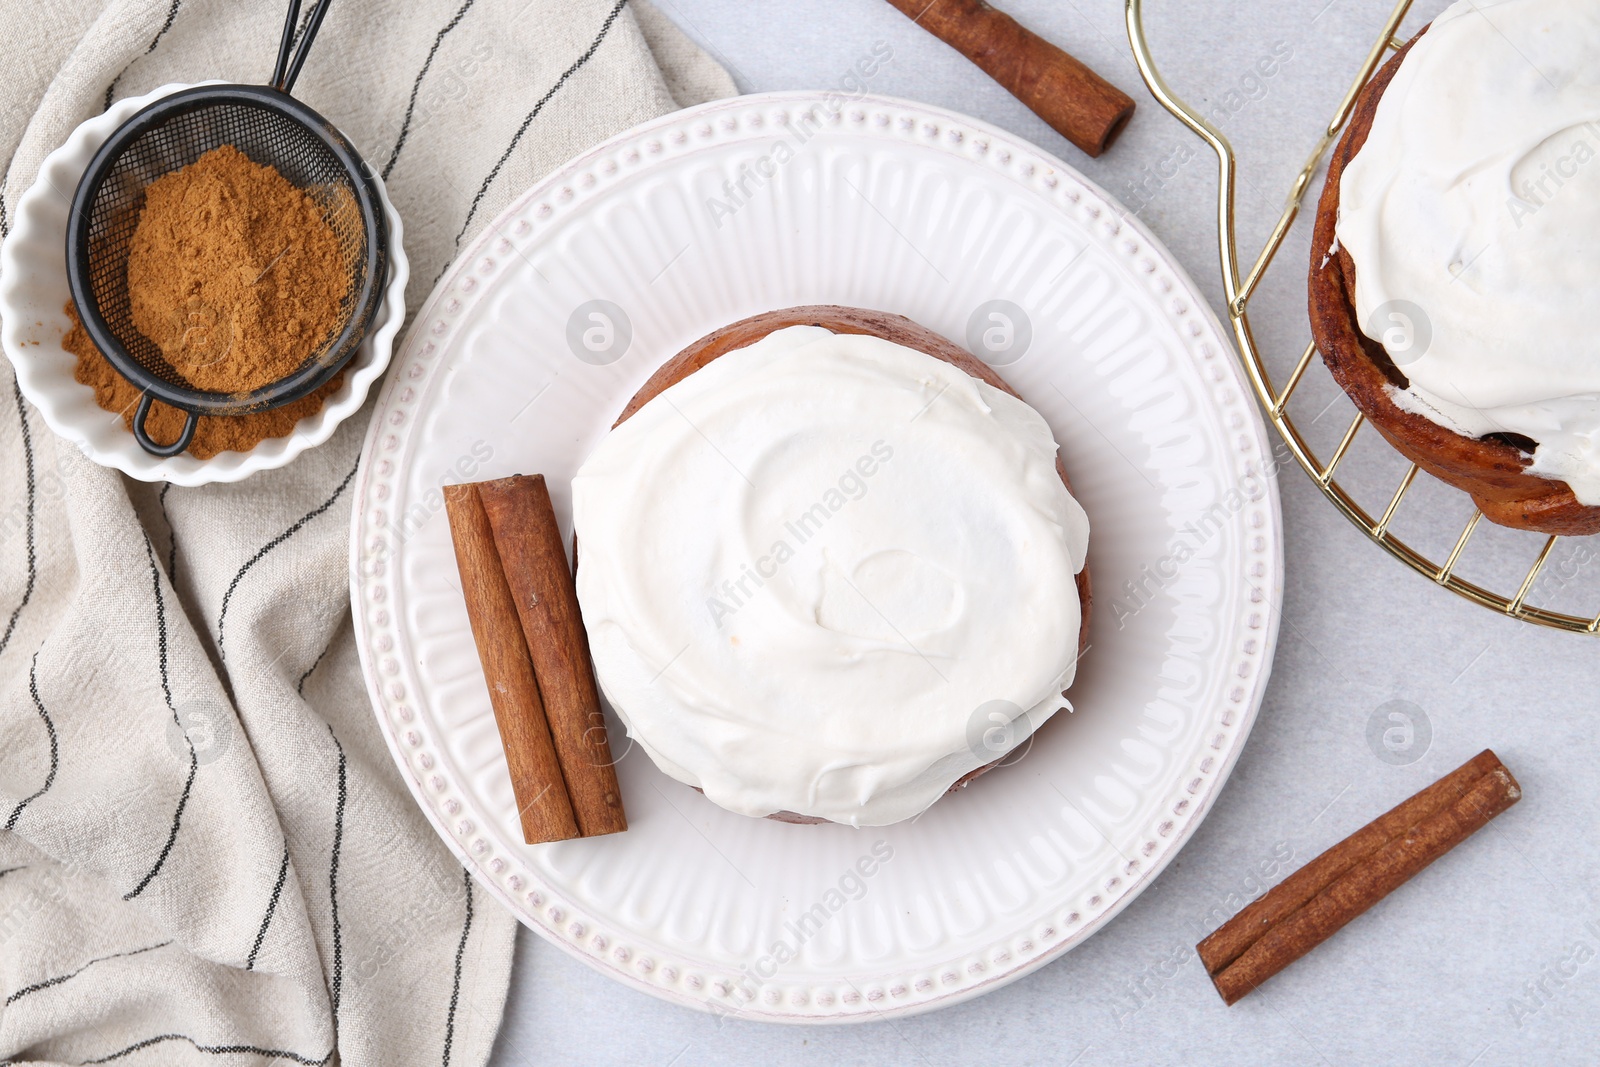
[132, 394, 198, 458]
[270, 0, 336, 95]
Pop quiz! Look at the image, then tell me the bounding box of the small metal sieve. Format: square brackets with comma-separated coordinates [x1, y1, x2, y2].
[66, 0, 386, 457]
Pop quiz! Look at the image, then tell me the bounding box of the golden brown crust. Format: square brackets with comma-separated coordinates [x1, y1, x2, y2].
[1308, 28, 1600, 536]
[613, 305, 1093, 823]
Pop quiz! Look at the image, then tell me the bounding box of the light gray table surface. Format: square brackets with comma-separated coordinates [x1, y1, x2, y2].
[488, 2, 1600, 1063]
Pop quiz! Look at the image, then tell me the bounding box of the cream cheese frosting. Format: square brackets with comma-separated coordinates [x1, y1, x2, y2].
[571, 325, 1089, 826]
[1336, 0, 1600, 505]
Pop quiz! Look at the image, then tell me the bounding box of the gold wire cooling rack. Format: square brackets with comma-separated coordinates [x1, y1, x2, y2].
[1123, 0, 1599, 635]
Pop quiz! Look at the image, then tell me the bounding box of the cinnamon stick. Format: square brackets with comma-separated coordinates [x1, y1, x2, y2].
[1198, 749, 1503, 976]
[443, 483, 580, 845]
[1200, 750, 1520, 1005]
[478, 475, 628, 838]
[884, 0, 1135, 157]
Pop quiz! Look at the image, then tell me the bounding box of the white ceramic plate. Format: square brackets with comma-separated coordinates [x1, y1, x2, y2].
[351, 92, 1282, 1022]
[0, 82, 408, 486]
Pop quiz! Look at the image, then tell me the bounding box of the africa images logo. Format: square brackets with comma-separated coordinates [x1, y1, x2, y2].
[725, 840, 895, 1000]
[706, 440, 894, 627]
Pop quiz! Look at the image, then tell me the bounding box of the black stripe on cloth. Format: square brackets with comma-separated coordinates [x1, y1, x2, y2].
[158, 482, 178, 587]
[383, 0, 479, 180]
[440, 868, 474, 1067]
[124, 537, 195, 901]
[453, 0, 628, 245]
[328, 724, 348, 1018]
[4, 654, 58, 832]
[0, 376, 39, 659]
[6, 940, 172, 1006]
[80, 1034, 331, 1065]
[215, 460, 357, 662]
[245, 844, 290, 970]
[289, 0, 319, 51]
[296, 644, 330, 696]
[0, 144, 21, 237]
[0, 866, 24, 880]
[103, 0, 183, 110]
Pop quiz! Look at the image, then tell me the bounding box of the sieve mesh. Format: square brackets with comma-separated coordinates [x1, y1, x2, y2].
[79, 96, 372, 405]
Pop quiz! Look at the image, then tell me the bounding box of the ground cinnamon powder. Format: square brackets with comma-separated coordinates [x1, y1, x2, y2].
[65, 303, 343, 460]
[66, 143, 357, 459]
[127, 144, 349, 393]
